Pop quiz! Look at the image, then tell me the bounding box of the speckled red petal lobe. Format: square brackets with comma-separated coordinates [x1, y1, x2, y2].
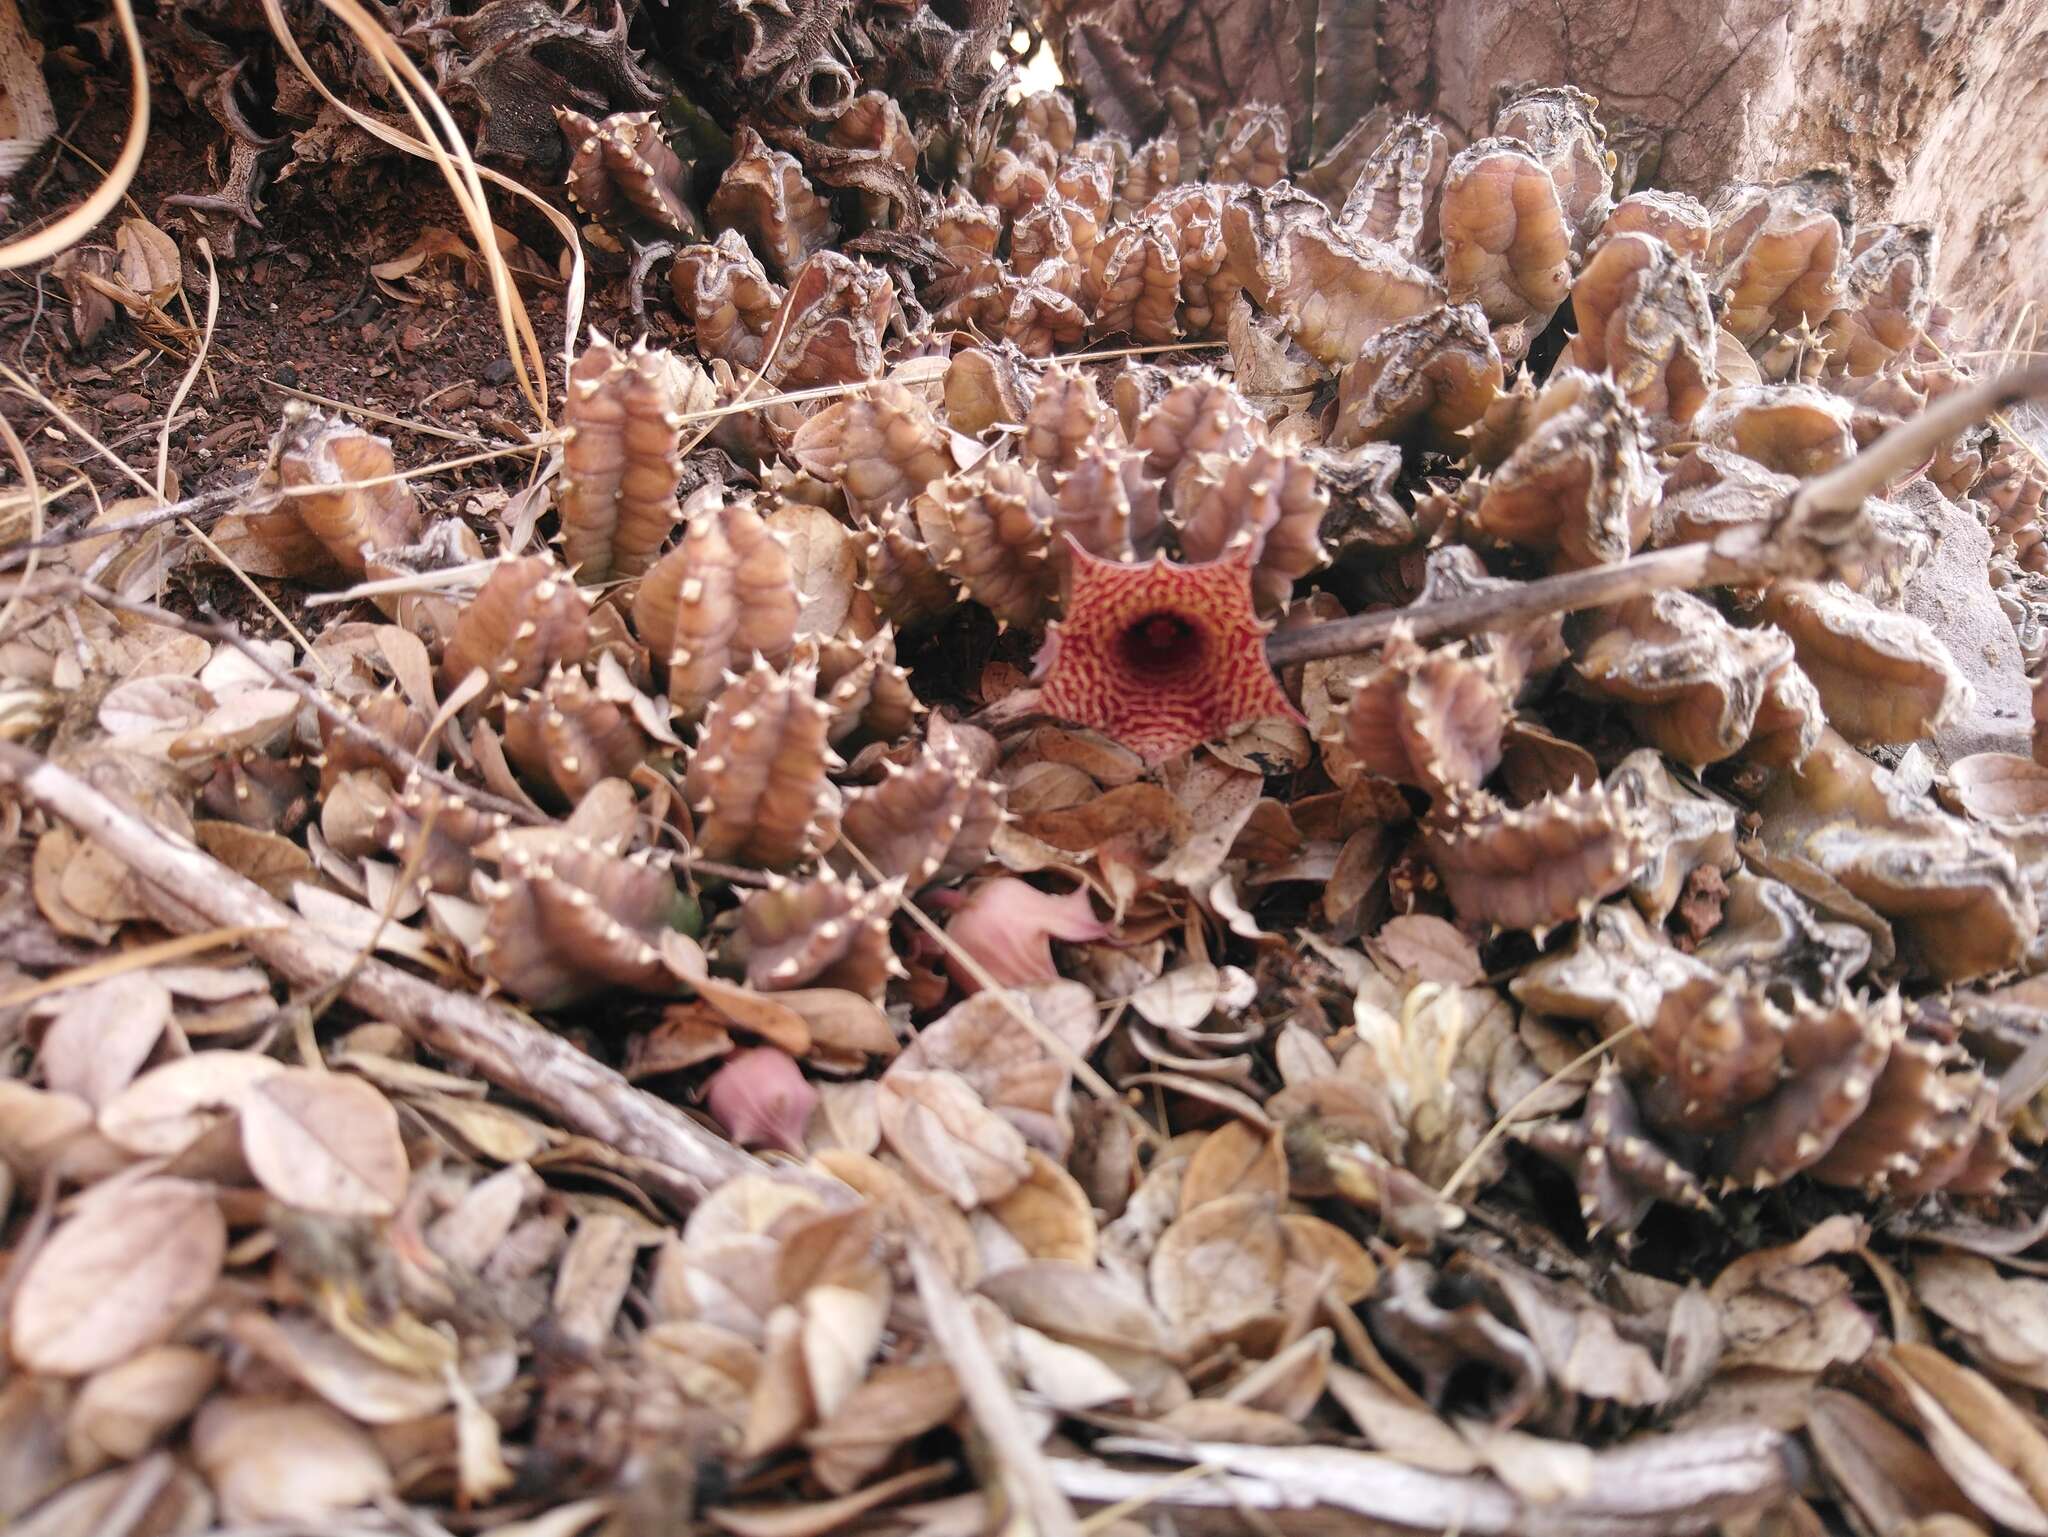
[1031, 535, 1303, 763]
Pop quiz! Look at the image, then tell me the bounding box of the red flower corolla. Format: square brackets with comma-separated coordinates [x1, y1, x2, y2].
[1032, 535, 1304, 763]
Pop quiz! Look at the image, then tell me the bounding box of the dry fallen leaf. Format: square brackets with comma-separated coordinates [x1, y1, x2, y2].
[891, 981, 1096, 1157]
[224, 1311, 448, 1424]
[190, 1395, 394, 1523]
[1180, 1119, 1288, 1211]
[64, 1343, 220, 1471]
[1371, 914, 1485, 986]
[1914, 1254, 2048, 1391]
[113, 216, 182, 304]
[96, 1050, 282, 1157]
[1871, 1342, 2048, 1534]
[1710, 1217, 1878, 1373]
[238, 1067, 410, 1217]
[978, 1147, 1099, 1267]
[38, 973, 171, 1110]
[1808, 1387, 1979, 1536]
[877, 1068, 1032, 1209]
[10, 1178, 226, 1377]
[1150, 1190, 1286, 1345]
[195, 821, 316, 900]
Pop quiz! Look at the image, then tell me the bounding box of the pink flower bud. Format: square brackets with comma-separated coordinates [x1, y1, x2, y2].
[704, 1047, 817, 1154]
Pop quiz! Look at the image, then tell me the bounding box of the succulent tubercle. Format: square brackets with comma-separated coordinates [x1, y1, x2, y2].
[1032, 535, 1303, 763]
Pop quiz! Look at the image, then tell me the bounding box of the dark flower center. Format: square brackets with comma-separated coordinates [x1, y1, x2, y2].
[1118, 611, 1204, 683]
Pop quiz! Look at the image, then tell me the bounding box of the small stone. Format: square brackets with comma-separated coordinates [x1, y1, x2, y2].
[483, 357, 515, 385]
[400, 323, 431, 352]
[475, 386, 499, 409]
[1897, 479, 2032, 762]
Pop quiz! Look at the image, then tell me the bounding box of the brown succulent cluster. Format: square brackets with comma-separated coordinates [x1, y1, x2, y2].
[502, 75, 2048, 1252]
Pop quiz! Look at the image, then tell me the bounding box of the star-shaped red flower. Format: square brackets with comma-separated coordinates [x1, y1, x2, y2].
[1032, 536, 1304, 763]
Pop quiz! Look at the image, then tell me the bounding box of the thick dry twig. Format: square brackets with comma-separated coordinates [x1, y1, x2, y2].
[1266, 361, 2048, 669]
[1795, 360, 2048, 518]
[0, 740, 763, 1207]
[1264, 540, 1738, 668]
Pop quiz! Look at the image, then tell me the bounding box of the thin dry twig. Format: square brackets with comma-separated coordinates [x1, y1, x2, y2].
[0, 924, 276, 1010]
[156, 236, 219, 500]
[1264, 539, 1746, 669]
[264, 378, 517, 446]
[0, 482, 246, 567]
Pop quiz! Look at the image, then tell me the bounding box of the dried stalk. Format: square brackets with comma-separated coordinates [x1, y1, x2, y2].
[0, 0, 145, 271]
[1264, 540, 1741, 668]
[0, 741, 763, 1206]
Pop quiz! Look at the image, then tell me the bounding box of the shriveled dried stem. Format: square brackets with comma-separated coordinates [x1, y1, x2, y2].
[1265, 542, 1739, 667]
